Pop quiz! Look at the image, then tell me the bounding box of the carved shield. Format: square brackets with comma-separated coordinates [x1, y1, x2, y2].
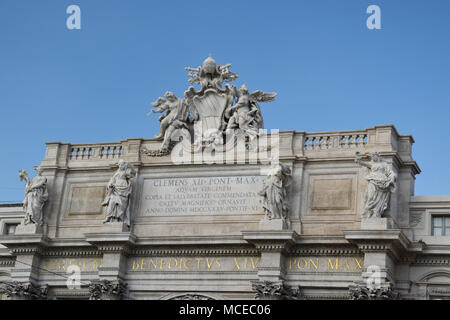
[192, 89, 230, 134]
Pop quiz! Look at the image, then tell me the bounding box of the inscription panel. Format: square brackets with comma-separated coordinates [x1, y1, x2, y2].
[129, 256, 260, 272]
[41, 258, 103, 272]
[288, 256, 363, 273]
[140, 176, 265, 216]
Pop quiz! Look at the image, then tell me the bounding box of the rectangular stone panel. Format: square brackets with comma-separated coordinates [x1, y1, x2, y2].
[140, 176, 265, 216]
[311, 178, 352, 210]
[69, 186, 105, 215]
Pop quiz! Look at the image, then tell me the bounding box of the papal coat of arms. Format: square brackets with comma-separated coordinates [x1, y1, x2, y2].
[144, 55, 277, 156]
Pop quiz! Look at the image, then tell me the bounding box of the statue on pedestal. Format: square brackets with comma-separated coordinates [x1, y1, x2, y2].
[102, 160, 136, 227]
[259, 162, 292, 222]
[18, 166, 48, 226]
[355, 152, 396, 218]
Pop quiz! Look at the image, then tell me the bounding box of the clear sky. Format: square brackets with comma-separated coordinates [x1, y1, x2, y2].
[1, 0, 449, 202]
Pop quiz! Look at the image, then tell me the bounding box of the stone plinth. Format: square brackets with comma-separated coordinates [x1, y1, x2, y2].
[101, 221, 130, 233]
[259, 219, 288, 231]
[15, 223, 43, 235]
[361, 218, 394, 230]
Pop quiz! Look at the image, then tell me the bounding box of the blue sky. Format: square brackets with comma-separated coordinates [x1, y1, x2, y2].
[0, 0, 449, 202]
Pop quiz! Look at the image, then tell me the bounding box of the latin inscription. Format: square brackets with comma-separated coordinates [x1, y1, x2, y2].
[41, 258, 103, 272]
[288, 257, 363, 272]
[129, 257, 261, 272]
[141, 176, 265, 215]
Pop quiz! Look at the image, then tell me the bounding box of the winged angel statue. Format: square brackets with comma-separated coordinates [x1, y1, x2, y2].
[145, 55, 277, 155]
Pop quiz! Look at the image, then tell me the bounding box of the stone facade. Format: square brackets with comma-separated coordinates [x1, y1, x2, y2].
[0, 124, 448, 300]
[0, 56, 449, 300]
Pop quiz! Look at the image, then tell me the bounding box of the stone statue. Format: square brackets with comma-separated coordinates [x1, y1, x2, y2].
[355, 152, 396, 218]
[18, 166, 48, 226]
[225, 84, 276, 141]
[145, 55, 277, 155]
[150, 91, 193, 152]
[102, 160, 136, 226]
[259, 162, 292, 222]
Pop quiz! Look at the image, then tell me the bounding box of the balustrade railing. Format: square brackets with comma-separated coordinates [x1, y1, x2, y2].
[304, 132, 368, 151]
[68, 144, 124, 161]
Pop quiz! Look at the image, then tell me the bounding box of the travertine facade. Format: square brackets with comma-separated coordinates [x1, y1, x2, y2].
[0, 57, 449, 300]
[0, 124, 448, 300]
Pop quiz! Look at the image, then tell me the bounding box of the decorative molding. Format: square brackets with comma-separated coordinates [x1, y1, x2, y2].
[0, 281, 48, 300]
[0, 257, 15, 267]
[289, 248, 361, 256]
[42, 249, 102, 257]
[131, 248, 260, 256]
[357, 244, 391, 252]
[414, 256, 450, 266]
[429, 287, 450, 296]
[252, 281, 302, 300]
[88, 280, 127, 300]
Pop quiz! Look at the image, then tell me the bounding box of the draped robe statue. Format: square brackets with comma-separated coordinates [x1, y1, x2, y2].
[102, 160, 136, 226]
[355, 152, 396, 218]
[19, 166, 48, 226]
[259, 162, 292, 222]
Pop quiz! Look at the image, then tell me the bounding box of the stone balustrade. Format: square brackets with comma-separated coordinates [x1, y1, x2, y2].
[304, 132, 368, 151]
[69, 144, 123, 161]
[39, 125, 416, 168]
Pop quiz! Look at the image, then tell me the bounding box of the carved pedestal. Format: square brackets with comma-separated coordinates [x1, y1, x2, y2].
[361, 218, 395, 230]
[259, 219, 288, 231]
[100, 221, 130, 233]
[15, 222, 43, 235]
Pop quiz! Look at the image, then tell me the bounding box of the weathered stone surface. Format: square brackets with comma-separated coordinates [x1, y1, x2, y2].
[311, 178, 353, 210]
[69, 186, 105, 215]
[0, 55, 446, 301]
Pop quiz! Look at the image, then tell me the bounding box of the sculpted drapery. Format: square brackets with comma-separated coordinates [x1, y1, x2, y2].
[355, 152, 396, 218]
[19, 166, 48, 226]
[259, 162, 292, 222]
[102, 160, 136, 226]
